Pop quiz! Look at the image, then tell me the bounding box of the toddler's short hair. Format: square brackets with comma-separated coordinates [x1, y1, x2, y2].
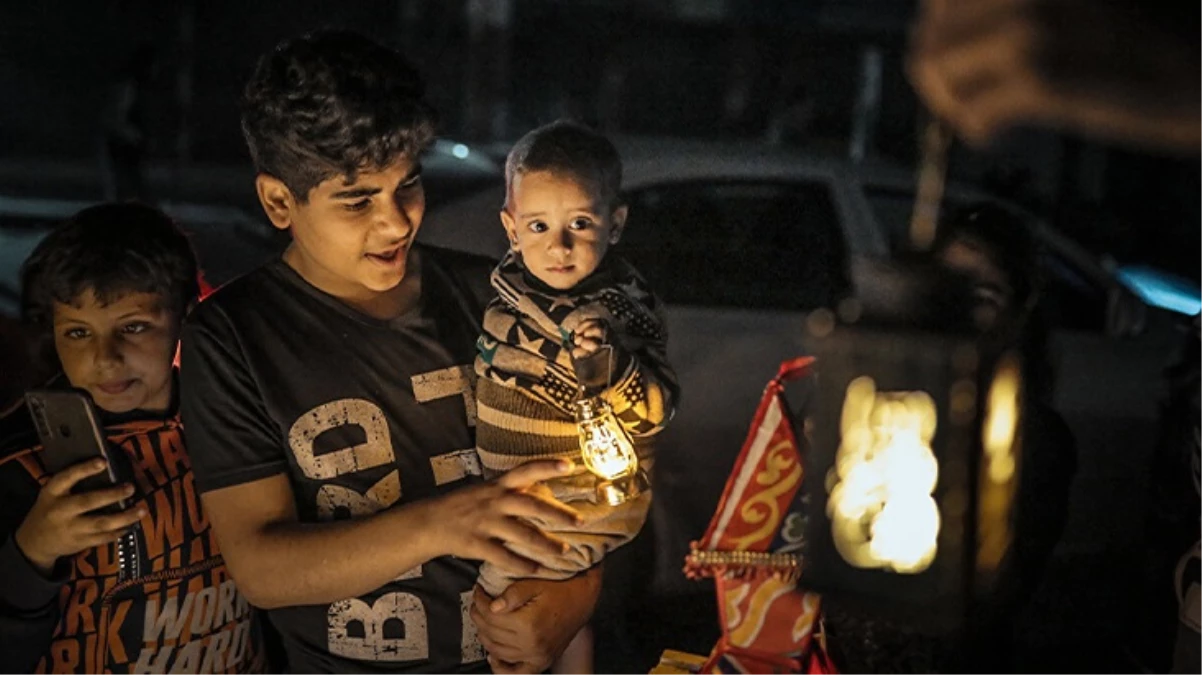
[505, 120, 623, 209]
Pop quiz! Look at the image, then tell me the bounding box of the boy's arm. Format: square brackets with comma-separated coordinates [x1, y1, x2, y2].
[182, 310, 580, 609]
[471, 564, 603, 674]
[0, 459, 63, 672]
[0, 534, 62, 671]
[200, 462, 582, 609]
[199, 474, 440, 608]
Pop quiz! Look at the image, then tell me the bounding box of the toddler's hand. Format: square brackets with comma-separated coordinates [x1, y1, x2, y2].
[570, 320, 608, 359]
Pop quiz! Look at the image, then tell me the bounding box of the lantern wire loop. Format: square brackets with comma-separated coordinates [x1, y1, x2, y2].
[572, 339, 616, 399]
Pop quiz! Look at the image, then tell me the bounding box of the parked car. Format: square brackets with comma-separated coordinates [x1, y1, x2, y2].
[418, 137, 1188, 607]
[0, 195, 282, 318]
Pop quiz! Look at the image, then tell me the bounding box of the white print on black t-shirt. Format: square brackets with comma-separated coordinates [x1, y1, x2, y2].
[289, 398, 401, 520]
[328, 592, 429, 661]
[413, 365, 478, 427]
[135, 580, 255, 673]
[284, 365, 484, 663]
[326, 570, 484, 663]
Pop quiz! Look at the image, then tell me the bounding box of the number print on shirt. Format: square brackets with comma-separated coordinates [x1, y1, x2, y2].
[289, 399, 403, 519]
[316, 470, 402, 520]
[290, 366, 483, 664]
[325, 569, 484, 663]
[414, 365, 483, 486]
[289, 399, 395, 479]
[413, 365, 477, 427]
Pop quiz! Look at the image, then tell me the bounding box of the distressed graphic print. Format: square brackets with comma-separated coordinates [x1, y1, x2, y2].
[288, 366, 484, 664]
[11, 421, 262, 674]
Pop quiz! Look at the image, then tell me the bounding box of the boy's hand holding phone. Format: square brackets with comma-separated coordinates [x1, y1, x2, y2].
[13, 459, 145, 576]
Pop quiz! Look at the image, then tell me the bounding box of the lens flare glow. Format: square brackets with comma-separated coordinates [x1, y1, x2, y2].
[828, 377, 941, 574]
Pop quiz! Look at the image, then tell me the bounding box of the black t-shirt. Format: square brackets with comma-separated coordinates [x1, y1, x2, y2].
[180, 245, 496, 674]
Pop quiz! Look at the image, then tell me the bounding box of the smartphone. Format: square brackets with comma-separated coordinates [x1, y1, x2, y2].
[25, 388, 128, 508]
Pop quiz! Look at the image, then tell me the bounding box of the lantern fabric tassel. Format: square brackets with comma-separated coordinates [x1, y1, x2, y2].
[683, 357, 837, 674]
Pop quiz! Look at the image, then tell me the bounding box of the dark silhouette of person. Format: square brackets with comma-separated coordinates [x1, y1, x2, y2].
[100, 41, 160, 201]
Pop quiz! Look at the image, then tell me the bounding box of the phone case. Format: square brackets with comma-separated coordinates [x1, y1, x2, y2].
[24, 389, 123, 498]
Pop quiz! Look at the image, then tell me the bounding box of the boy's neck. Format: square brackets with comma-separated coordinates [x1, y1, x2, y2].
[284, 245, 423, 321]
[351, 271, 422, 321]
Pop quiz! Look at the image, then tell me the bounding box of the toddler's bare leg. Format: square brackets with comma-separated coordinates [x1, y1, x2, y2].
[551, 623, 593, 674]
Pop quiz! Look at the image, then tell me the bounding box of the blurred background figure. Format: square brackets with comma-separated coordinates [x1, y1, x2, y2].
[823, 204, 1078, 673]
[907, 0, 1200, 153]
[932, 206, 1077, 653]
[99, 40, 160, 201]
[1138, 311, 1201, 673]
[907, 9, 1200, 662]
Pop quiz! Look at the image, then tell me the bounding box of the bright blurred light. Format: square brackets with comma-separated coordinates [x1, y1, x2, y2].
[452, 143, 470, 159]
[982, 356, 1020, 484]
[828, 377, 940, 574]
[977, 353, 1022, 570]
[1116, 265, 1202, 315]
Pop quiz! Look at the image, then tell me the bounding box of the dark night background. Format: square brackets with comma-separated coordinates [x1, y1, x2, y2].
[0, 0, 1197, 283]
[0, 1, 1198, 673]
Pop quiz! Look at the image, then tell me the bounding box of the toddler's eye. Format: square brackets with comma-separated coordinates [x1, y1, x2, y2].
[122, 322, 149, 335]
[528, 221, 548, 233]
[569, 218, 593, 231]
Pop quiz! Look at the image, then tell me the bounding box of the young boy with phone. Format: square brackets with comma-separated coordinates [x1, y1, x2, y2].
[0, 203, 266, 673]
[180, 29, 600, 674]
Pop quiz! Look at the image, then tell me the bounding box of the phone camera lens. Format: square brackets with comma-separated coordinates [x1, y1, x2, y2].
[58, 424, 72, 438]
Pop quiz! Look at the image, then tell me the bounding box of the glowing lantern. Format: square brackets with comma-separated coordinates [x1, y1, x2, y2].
[574, 395, 647, 506]
[797, 261, 1024, 631]
[827, 377, 942, 574]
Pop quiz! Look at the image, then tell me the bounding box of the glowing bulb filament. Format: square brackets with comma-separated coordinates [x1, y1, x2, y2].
[575, 397, 643, 505]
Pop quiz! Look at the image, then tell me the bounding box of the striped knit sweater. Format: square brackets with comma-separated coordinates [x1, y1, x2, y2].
[473, 252, 678, 594]
[475, 252, 677, 474]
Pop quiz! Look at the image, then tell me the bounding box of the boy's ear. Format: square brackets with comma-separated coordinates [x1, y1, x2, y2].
[608, 204, 629, 244]
[499, 209, 520, 250]
[255, 174, 296, 232]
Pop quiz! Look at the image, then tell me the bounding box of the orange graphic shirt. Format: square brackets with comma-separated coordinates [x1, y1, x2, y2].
[0, 409, 265, 674]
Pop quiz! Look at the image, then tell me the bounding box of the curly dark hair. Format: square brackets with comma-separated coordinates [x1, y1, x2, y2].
[504, 120, 623, 209]
[240, 29, 437, 200]
[20, 202, 200, 330]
